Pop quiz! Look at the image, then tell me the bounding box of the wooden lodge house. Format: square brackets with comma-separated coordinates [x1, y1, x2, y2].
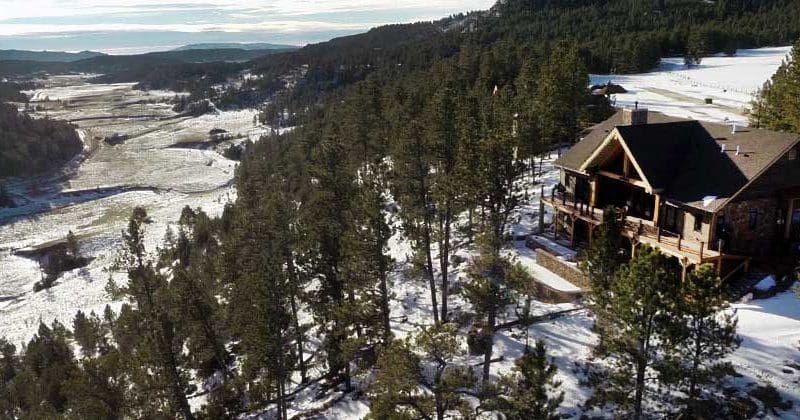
[544, 108, 800, 280]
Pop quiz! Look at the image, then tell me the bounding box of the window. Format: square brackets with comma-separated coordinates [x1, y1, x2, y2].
[694, 213, 703, 232]
[749, 209, 759, 229]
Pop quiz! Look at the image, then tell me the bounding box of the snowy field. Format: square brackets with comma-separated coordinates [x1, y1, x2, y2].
[591, 46, 792, 126]
[0, 77, 270, 345]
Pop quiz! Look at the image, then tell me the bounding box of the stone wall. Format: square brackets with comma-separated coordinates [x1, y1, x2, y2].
[535, 249, 591, 289]
[531, 281, 583, 304]
[721, 197, 780, 255]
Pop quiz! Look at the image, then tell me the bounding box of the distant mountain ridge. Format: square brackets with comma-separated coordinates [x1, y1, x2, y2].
[173, 43, 299, 51]
[0, 49, 106, 62]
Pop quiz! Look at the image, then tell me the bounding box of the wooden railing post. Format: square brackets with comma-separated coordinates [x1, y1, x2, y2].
[657, 227, 662, 242]
[677, 234, 682, 251]
[638, 219, 643, 236]
[700, 241, 704, 260]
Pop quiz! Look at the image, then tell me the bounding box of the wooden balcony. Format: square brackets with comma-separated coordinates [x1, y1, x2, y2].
[543, 190, 720, 266]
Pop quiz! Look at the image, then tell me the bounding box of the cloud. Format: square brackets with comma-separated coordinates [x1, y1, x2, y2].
[0, 21, 377, 37]
[0, 0, 496, 52]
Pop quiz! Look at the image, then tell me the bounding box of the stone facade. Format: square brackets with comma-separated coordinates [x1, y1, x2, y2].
[535, 249, 591, 289]
[719, 197, 781, 256]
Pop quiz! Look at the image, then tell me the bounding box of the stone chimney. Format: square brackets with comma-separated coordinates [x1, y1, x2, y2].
[623, 106, 648, 126]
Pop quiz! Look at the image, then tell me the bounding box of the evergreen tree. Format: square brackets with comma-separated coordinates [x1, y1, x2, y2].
[479, 90, 526, 253]
[752, 41, 800, 133]
[534, 43, 588, 148]
[462, 243, 514, 388]
[0, 338, 17, 418]
[65, 230, 80, 259]
[494, 340, 563, 420]
[351, 162, 395, 343]
[591, 245, 678, 419]
[366, 340, 424, 419]
[415, 323, 476, 420]
[12, 321, 78, 418]
[303, 126, 361, 390]
[367, 324, 475, 420]
[65, 348, 128, 420]
[72, 310, 105, 358]
[685, 29, 712, 66]
[429, 78, 462, 323]
[454, 89, 484, 242]
[579, 207, 629, 354]
[393, 116, 440, 325]
[166, 211, 232, 381]
[660, 264, 740, 416]
[109, 207, 195, 420]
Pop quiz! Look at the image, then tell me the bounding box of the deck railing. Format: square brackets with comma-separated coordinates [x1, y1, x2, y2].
[546, 190, 715, 262]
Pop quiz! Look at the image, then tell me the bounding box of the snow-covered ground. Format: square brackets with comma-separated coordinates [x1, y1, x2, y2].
[730, 290, 800, 418]
[0, 78, 270, 345]
[591, 46, 792, 126]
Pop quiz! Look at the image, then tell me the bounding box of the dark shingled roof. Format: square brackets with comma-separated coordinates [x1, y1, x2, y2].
[556, 111, 800, 213]
[556, 110, 684, 172]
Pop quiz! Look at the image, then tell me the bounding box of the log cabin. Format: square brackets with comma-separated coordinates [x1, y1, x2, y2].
[544, 108, 800, 280]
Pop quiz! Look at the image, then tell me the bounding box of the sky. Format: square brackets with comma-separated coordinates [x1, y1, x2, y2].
[0, 0, 496, 54]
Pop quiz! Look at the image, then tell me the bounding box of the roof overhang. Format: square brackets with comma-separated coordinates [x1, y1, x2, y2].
[579, 128, 656, 193]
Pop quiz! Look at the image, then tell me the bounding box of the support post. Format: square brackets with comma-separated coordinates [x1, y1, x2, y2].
[554, 210, 560, 240]
[570, 216, 577, 246]
[678, 234, 682, 251]
[653, 194, 662, 225]
[700, 241, 704, 261]
[538, 188, 545, 235]
[590, 177, 598, 208]
[681, 259, 689, 282]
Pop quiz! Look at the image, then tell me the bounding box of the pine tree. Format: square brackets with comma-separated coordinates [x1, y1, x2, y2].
[479, 90, 526, 253]
[685, 30, 712, 66]
[0, 338, 17, 418]
[462, 243, 514, 388]
[351, 162, 395, 343]
[660, 264, 740, 415]
[752, 41, 800, 133]
[415, 323, 476, 420]
[579, 207, 629, 354]
[13, 321, 78, 417]
[366, 340, 424, 419]
[65, 230, 80, 259]
[494, 340, 563, 420]
[110, 207, 195, 420]
[65, 348, 128, 420]
[226, 169, 299, 418]
[592, 245, 678, 419]
[303, 125, 361, 391]
[534, 43, 588, 148]
[72, 310, 105, 358]
[454, 89, 484, 243]
[429, 79, 462, 323]
[165, 211, 232, 382]
[393, 116, 440, 325]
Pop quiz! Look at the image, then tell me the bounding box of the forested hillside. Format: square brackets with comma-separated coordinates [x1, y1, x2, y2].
[0, 0, 798, 418]
[0, 103, 82, 178]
